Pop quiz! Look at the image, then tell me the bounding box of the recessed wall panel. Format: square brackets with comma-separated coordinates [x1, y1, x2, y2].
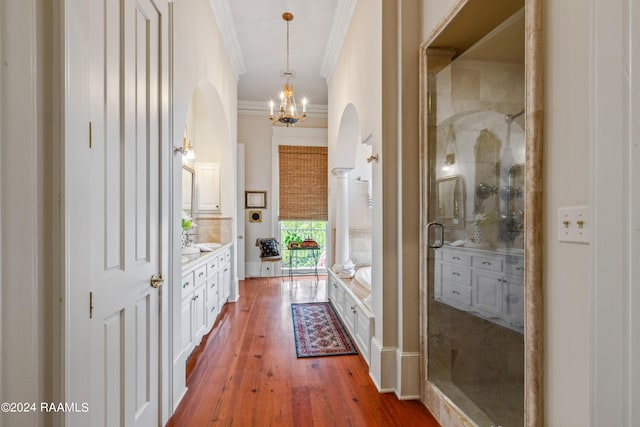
[104, 0, 124, 270]
[104, 311, 124, 427]
[134, 295, 150, 418]
[135, 7, 151, 262]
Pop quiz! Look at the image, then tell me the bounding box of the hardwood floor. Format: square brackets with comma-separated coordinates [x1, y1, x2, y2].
[167, 276, 439, 427]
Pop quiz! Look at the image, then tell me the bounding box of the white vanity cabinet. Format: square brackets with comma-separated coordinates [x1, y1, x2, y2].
[328, 271, 374, 364]
[434, 246, 524, 334]
[180, 265, 207, 357]
[180, 244, 233, 357]
[195, 162, 221, 213]
[219, 249, 231, 304]
[206, 256, 220, 331]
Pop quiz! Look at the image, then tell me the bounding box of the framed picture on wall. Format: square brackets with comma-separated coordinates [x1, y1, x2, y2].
[245, 191, 267, 209]
[249, 210, 262, 223]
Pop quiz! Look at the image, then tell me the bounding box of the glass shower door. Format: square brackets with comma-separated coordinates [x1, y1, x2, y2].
[425, 10, 526, 427]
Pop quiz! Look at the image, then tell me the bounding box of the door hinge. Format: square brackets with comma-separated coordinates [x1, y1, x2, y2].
[89, 122, 93, 148]
[89, 291, 94, 319]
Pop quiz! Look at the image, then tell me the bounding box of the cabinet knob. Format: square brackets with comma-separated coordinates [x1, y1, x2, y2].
[451, 290, 460, 295]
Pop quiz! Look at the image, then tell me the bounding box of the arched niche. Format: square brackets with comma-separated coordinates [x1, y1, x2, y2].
[332, 103, 373, 268]
[334, 103, 361, 169]
[183, 81, 235, 219]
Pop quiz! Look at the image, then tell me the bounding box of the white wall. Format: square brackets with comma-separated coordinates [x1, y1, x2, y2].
[171, 0, 239, 410]
[0, 1, 54, 426]
[329, 0, 385, 355]
[237, 113, 327, 277]
[328, 0, 422, 397]
[543, 1, 591, 424]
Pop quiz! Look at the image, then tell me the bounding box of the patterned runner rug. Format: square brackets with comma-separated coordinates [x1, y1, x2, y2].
[291, 302, 358, 358]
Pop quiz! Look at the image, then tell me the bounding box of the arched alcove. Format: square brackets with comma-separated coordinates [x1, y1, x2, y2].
[183, 81, 235, 220]
[334, 103, 360, 169]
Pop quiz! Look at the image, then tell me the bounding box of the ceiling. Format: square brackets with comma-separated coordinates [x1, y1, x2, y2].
[224, 0, 340, 108]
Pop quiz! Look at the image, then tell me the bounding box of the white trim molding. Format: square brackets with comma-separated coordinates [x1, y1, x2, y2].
[590, 0, 637, 425]
[395, 350, 421, 399]
[208, 0, 246, 79]
[369, 338, 397, 392]
[320, 0, 358, 81]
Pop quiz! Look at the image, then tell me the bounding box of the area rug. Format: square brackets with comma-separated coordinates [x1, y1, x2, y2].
[291, 302, 358, 358]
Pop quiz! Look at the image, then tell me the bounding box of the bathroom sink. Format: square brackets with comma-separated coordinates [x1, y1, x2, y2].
[182, 246, 200, 255]
[194, 242, 222, 251]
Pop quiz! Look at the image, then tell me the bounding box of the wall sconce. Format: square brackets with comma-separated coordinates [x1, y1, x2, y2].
[173, 136, 196, 161]
[367, 154, 379, 163]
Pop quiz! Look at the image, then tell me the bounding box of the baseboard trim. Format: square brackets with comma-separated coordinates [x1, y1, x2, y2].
[395, 350, 421, 399]
[369, 337, 397, 392]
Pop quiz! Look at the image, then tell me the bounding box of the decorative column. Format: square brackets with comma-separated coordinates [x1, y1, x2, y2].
[332, 168, 354, 274]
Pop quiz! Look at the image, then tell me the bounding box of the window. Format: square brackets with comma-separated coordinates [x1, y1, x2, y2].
[278, 145, 328, 273]
[278, 145, 327, 221]
[280, 220, 326, 272]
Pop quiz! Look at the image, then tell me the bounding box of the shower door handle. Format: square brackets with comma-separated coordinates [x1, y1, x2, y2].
[426, 222, 444, 249]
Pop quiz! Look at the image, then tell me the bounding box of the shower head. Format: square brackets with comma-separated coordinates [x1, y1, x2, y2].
[505, 109, 525, 124]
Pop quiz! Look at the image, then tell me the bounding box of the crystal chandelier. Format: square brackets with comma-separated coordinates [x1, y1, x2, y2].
[269, 12, 306, 127]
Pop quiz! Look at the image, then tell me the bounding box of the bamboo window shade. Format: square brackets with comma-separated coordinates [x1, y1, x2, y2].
[278, 145, 328, 221]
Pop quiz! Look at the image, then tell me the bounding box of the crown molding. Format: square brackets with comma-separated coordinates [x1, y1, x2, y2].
[208, 0, 246, 79]
[238, 100, 328, 118]
[320, 0, 358, 81]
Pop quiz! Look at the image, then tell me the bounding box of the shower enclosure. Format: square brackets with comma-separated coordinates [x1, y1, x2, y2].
[420, 2, 543, 425]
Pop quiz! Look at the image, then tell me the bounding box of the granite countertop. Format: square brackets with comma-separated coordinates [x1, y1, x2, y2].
[181, 242, 232, 268]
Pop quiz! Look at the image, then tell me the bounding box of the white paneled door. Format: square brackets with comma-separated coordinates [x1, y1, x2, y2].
[87, 0, 162, 425]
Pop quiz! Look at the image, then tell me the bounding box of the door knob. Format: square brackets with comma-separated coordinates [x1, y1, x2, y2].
[150, 274, 164, 288]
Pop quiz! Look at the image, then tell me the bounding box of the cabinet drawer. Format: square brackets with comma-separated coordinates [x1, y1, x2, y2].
[442, 263, 471, 285]
[504, 255, 525, 276]
[207, 257, 218, 273]
[442, 250, 471, 266]
[181, 272, 194, 298]
[473, 255, 503, 273]
[442, 281, 472, 307]
[194, 265, 207, 286]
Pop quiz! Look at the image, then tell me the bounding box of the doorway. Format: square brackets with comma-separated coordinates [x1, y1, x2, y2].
[420, 1, 543, 425]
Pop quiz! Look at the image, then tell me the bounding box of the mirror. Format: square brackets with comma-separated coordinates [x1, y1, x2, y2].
[182, 165, 195, 218]
[436, 175, 465, 227]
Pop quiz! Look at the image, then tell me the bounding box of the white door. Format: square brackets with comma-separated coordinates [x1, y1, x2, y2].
[87, 0, 162, 425]
[236, 143, 246, 279]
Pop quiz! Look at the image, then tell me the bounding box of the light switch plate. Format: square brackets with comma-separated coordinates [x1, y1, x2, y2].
[557, 206, 590, 244]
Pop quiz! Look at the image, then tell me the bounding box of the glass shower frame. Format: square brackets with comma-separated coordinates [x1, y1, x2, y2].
[419, 1, 544, 426]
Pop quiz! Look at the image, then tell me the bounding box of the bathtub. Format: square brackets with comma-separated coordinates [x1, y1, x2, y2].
[354, 266, 372, 291]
